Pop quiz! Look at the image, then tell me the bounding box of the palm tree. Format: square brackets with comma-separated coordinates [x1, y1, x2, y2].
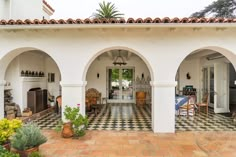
[91, 1, 124, 19]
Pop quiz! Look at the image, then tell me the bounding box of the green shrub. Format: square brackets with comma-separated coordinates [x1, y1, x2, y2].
[11, 123, 47, 151]
[64, 105, 88, 137]
[29, 151, 43, 157]
[0, 145, 19, 157]
[0, 118, 22, 144]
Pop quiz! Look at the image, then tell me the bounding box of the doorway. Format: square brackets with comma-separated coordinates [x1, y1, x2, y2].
[107, 67, 134, 103]
[202, 67, 214, 107]
[202, 63, 229, 113]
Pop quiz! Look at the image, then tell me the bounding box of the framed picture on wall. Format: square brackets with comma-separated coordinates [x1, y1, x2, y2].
[48, 73, 55, 82]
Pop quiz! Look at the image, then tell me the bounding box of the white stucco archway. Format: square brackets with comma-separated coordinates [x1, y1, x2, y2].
[174, 46, 236, 129]
[82, 46, 155, 130]
[0, 47, 62, 118]
[174, 46, 236, 74]
[82, 46, 154, 81]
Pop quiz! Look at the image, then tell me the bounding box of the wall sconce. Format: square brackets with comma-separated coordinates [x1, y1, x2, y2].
[141, 73, 144, 79]
[97, 73, 100, 79]
[186, 72, 191, 80]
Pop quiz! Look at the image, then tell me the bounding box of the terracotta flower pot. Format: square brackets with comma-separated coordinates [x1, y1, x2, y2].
[13, 146, 39, 157]
[2, 142, 11, 151]
[61, 122, 74, 138]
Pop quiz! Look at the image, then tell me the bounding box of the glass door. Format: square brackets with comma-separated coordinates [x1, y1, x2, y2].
[108, 68, 120, 100]
[202, 66, 214, 107]
[122, 69, 134, 100]
[107, 67, 134, 102]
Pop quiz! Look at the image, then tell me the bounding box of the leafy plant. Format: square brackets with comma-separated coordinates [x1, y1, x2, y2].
[0, 118, 22, 144]
[0, 145, 19, 157]
[11, 123, 47, 151]
[29, 151, 43, 157]
[64, 105, 88, 137]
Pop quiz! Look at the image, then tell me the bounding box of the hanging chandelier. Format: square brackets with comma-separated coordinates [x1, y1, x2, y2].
[113, 50, 127, 66]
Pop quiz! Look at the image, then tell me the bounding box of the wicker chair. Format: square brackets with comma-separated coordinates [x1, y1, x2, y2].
[85, 88, 101, 112]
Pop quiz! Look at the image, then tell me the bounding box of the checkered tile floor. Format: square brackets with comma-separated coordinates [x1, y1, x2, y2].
[34, 112, 61, 130]
[34, 104, 236, 132]
[87, 103, 152, 131]
[176, 107, 236, 131]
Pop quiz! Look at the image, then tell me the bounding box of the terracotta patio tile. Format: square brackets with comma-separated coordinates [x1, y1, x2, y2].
[39, 130, 236, 157]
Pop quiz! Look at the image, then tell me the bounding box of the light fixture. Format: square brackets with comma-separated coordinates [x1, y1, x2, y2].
[113, 50, 127, 66]
[206, 53, 225, 60]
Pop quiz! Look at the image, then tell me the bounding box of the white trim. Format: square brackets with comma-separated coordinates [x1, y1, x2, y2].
[0, 23, 235, 30]
[150, 81, 177, 87]
[60, 81, 87, 87]
[21, 77, 46, 82]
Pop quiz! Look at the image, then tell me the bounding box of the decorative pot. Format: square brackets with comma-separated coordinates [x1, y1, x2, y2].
[13, 146, 39, 157]
[2, 142, 10, 151]
[62, 122, 73, 138]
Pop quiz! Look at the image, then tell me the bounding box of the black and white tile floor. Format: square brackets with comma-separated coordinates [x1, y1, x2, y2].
[34, 104, 236, 131]
[176, 107, 236, 131]
[87, 103, 152, 131]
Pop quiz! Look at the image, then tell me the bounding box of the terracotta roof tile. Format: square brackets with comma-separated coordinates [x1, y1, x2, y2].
[75, 19, 84, 24]
[43, 0, 55, 12]
[49, 19, 58, 24]
[136, 18, 144, 23]
[171, 18, 180, 23]
[84, 18, 92, 24]
[153, 18, 161, 23]
[0, 17, 236, 26]
[144, 17, 152, 23]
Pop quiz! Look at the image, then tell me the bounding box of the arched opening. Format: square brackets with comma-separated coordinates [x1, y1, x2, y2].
[175, 47, 236, 131]
[1, 48, 62, 126]
[84, 47, 153, 131]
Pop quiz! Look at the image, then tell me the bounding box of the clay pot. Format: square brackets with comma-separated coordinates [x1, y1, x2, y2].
[2, 142, 10, 151]
[13, 146, 39, 157]
[61, 122, 73, 138]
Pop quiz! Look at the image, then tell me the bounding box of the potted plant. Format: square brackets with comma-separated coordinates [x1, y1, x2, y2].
[28, 151, 43, 157]
[0, 145, 19, 157]
[11, 122, 47, 157]
[0, 118, 22, 151]
[58, 105, 88, 138]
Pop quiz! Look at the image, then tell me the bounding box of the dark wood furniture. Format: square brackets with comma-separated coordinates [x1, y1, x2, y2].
[27, 88, 48, 113]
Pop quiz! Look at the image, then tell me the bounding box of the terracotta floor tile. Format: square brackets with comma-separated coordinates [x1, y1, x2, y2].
[39, 130, 236, 157]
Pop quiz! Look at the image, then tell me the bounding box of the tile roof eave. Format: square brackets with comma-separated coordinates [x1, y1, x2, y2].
[0, 17, 236, 27]
[0, 23, 236, 30]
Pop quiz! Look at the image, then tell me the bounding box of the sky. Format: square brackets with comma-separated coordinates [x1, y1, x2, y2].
[46, 0, 215, 19]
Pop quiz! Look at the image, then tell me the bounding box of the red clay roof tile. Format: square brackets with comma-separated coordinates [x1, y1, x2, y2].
[0, 17, 236, 26]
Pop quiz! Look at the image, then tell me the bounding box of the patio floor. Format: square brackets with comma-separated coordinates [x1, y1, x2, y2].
[39, 130, 236, 157]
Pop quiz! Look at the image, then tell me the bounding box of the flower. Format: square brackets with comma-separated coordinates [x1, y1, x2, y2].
[77, 104, 80, 107]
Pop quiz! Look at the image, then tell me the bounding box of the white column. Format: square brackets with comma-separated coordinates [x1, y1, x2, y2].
[0, 80, 6, 119]
[151, 81, 177, 133]
[60, 81, 87, 121]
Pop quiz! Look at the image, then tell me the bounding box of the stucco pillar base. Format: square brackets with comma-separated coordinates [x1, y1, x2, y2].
[60, 81, 87, 121]
[0, 80, 6, 119]
[151, 81, 177, 133]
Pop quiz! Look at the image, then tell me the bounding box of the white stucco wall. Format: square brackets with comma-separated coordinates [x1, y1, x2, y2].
[178, 58, 200, 94]
[86, 55, 150, 99]
[1, 25, 236, 132]
[0, 0, 10, 19]
[45, 56, 61, 99]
